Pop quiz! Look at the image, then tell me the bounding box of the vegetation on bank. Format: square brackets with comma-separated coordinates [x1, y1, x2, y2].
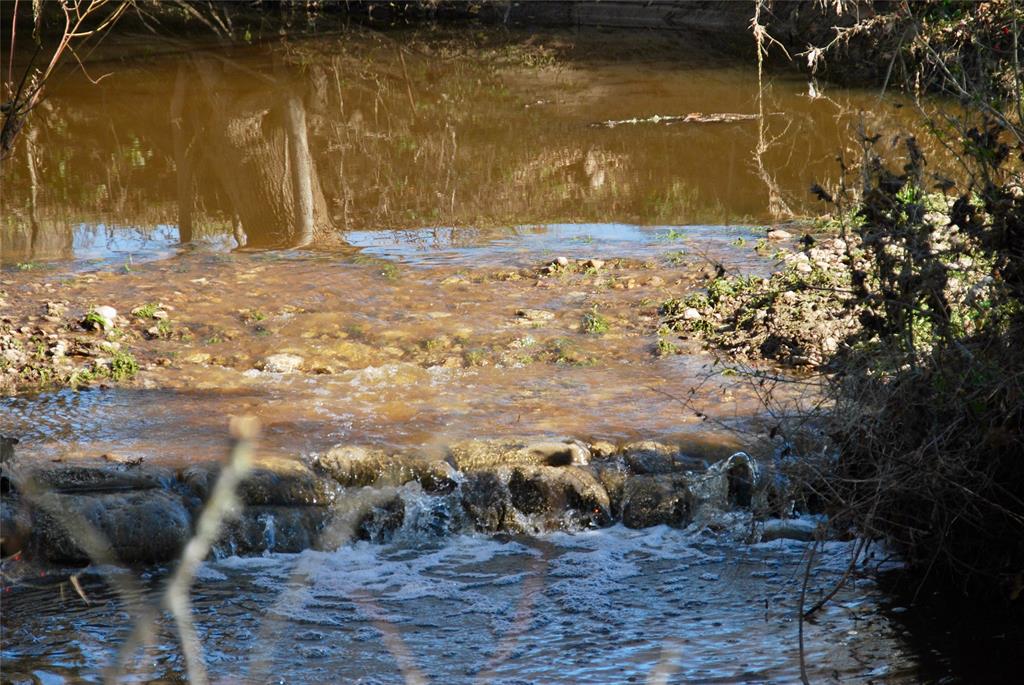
[678, 0, 1024, 611]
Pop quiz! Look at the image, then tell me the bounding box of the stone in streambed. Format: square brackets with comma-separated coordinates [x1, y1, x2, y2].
[181, 457, 335, 507]
[81, 306, 117, 331]
[217, 506, 329, 555]
[622, 441, 687, 475]
[448, 438, 590, 471]
[620, 475, 693, 529]
[260, 353, 304, 373]
[460, 470, 517, 533]
[15, 461, 177, 494]
[355, 494, 406, 543]
[507, 464, 611, 527]
[28, 489, 191, 564]
[314, 446, 456, 493]
[515, 308, 555, 322]
[1, 494, 31, 556]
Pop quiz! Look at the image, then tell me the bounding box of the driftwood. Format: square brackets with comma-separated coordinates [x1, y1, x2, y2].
[591, 112, 759, 128]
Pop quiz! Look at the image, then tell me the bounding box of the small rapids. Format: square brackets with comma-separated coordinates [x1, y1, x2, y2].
[2, 506, 924, 684]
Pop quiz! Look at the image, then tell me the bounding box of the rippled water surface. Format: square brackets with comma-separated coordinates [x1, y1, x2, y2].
[0, 20, 974, 685]
[4, 525, 925, 684]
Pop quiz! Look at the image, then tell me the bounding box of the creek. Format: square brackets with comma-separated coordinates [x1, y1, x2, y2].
[0, 24, 973, 684]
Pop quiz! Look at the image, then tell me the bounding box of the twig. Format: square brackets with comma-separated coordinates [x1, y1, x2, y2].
[797, 538, 819, 685]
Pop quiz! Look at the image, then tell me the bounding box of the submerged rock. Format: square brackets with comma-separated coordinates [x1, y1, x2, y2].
[260, 353, 304, 373]
[1, 494, 31, 555]
[14, 462, 176, 494]
[688, 452, 762, 517]
[515, 308, 555, 322]
[356, 494, 406, 543]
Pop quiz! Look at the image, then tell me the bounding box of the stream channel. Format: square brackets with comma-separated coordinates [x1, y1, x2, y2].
[0, 23, 989, 684]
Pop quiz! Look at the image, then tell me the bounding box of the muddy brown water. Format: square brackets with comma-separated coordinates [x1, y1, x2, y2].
[0, 25, 980, 684]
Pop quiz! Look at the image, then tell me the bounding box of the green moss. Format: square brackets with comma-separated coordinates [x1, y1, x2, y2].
[109, 351, 139, 381]
[656, 337, 679, 356]
[464, 348, 488, 367]
[132, 303, 160, 319]
[83, 309, 109, 329]
[581, 307, 610, 335]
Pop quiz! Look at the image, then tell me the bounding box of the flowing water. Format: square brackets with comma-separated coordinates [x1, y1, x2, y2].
[4, 523, 923, 684]
[0, 23, 981, 684]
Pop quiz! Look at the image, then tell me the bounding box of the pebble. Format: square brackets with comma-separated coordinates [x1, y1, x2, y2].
[261, 353, 304, 373]
[516, 308, 555, 322]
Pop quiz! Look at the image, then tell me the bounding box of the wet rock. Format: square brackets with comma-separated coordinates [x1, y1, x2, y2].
[81, 306, 117, 331]
[622, 441, 684, 475]
[760, 517, 822, 542]
[217, 506, 329, 555]
[448, 438, 590, 471]
[260, 353, 304, 373]
[620, 475, 693, 529]
[14, 462, 176, 494]
[515, 308, 555, 322]
[460, 470, 516, 533]
[767, 229, 792, 241]
[29, 489, 191, 564]
[181, 457, 335, 507]
[1, 434, 16, 465]
[589, 461, 628, 519]
[356, 495, 406, 543]
[688, 452, 762, 515]
[583, 258, 605, 271]
[507, 465, 611, 528]
[315, 446, 455, 493]
[329, 340, 375, 367]
[588, 440, 619, 460]
[1, 494, 31, 555]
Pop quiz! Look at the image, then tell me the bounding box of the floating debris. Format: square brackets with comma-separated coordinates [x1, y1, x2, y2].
[591, 112, 759, 128]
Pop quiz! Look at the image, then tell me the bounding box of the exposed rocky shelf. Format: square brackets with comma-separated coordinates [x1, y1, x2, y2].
[1, 435, 816, 565]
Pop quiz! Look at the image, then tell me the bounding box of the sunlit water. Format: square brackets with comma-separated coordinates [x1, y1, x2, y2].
[0, 23, 974, 684]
